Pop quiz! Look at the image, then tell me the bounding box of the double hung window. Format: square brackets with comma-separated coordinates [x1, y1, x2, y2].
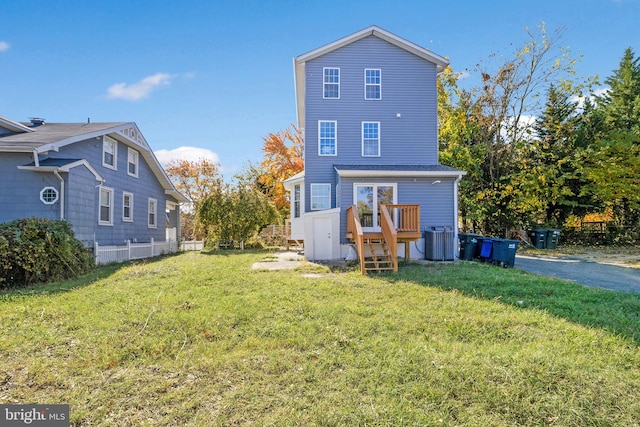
[323, 67, 340, 99]
[318, 121, 337, 156]
[362, 122, 380, 156]
[364, 69, 381, 100]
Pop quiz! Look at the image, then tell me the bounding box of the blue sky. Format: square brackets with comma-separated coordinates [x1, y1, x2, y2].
[1, 0, 638, 177]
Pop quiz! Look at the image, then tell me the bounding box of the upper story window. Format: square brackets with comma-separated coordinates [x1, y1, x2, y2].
[102, 136, 117, 170]
[365, 69, 381, 100]
[127, 148, 139, 177]
[99, 186, 114, 226]
[148, 198, 157, 228]
[40, 187, 58, 204]
[310, 183, 331, 210]
[293, 184, 301, 218]
[318, 121, 337, 156]
[123, 192, 133, 222]
[362, 122, 380, 156]
[323, 68, 340, 99]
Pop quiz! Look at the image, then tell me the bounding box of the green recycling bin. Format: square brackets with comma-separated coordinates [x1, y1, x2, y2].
[545, 229, 560, 249]
[458, 233, 481, 261]
[491, 239, 519, 268]
[529, 229, 547, 249]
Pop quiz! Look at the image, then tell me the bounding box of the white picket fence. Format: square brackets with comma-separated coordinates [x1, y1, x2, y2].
[94, 239, 204, 265]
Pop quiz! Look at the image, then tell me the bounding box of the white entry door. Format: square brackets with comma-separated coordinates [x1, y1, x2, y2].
[312, 216, 333, 260]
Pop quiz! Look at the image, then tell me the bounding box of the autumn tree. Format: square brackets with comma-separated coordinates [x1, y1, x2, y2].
[164, 158, 223, 240]
[259, 125, 304, 214]
[198, 166, 280, 244]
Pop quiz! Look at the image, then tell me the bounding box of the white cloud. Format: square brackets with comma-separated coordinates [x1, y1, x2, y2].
[154, 146, 220, 166]
[571, 87, 609, 110]
[0, 41, 10, 52]
[107, 72, 174, 101]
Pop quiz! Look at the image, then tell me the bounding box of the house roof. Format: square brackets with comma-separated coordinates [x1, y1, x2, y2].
[334, 164, 465, 178]
[293, 25, 450, 129]
[0, 119, 188, 204]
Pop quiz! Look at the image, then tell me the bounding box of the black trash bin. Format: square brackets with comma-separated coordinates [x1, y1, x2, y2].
[545, 229, 560, 249]
[529, 229, 547, 249]
[491, 239, 519, 268]
[458, 233, 481, 261]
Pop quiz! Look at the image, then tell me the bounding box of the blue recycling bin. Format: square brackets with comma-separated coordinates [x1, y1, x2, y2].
[479, 238, 493, 262]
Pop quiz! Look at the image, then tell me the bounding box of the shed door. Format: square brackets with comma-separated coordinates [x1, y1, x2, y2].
[312, 216, 333, 260]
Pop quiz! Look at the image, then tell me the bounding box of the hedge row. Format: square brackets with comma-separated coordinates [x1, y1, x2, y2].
[0, 218, 93, 288]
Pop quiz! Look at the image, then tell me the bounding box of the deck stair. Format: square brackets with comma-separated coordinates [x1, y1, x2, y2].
[362, 238, 394, 272]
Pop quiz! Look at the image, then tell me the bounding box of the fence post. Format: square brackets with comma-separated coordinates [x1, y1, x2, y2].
[127, 240, 131, 262]
[151, 238, 155, 257]
[94, 241, 99, 265]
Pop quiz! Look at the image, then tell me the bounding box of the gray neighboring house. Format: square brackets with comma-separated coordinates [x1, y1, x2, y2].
[0, 115, 187, 246]
[284, 26, 466, 270]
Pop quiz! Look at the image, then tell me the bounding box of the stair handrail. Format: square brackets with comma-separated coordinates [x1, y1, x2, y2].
[379, 204, 398, 272]
[346, 204, 366, 274]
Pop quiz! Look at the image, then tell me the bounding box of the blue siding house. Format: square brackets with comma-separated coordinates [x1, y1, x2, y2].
[0, 115, 187, 247]
[284, 26, 465, 272]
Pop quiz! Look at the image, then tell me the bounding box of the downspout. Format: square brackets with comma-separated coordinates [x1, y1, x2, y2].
[454, 174, 462, 258]
[53, 170, 65, 220]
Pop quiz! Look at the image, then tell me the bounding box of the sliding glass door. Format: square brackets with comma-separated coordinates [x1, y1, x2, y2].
[354, 184, 396, 231]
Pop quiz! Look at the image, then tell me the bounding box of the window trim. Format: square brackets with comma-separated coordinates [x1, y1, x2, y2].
[148, 198, 157, 228]
[102, 135, 117, 170]
[364, 68, 382, 100]
[318, 120, 337, 156]
[40, 186, 59, 205]
[310, 183, 331, 211]
[123, 192, 134, 222]
[127, 148, 139, 178]
[323, 67, 340, 99]
[98, 186, 114, 226]
[362, 121, 381, 157]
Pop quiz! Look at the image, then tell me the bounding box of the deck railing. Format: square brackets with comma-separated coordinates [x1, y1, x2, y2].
[385, 204, 420, 234]
[346, 204, 366, 274]
[379, 204, 398, 272]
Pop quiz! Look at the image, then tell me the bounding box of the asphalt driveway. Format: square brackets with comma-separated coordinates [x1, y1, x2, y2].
[515, 254, 640, 293]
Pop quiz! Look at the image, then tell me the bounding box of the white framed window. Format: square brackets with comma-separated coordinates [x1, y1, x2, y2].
[323, 67, 340, 99]
[354, 183, 397, 231]
[310, 183, 331, 210]
[127, 148, 139, 177]
[362, 121, 380, 157]
[99, 186, 114, 226]
[293, 184, 301, 218]
[102, 136, 117, 170]
[365, 69, 381, 100]
[40, 186, 59, 204]
[123, 192, 134, 222]
[318, 121, 337, 156]
[148, 198, 157, 228]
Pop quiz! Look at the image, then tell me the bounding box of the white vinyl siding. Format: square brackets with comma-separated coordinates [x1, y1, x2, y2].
[364, 68, 381, 100]
[99, 187, 114, 226]
[318, 121, 337, 156]
[323, 67, 340, 99]
[362, 121, 380, 157]
[310, 183, 331, 210]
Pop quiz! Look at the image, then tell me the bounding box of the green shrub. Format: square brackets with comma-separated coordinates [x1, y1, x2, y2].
[0, 217, 93, 287]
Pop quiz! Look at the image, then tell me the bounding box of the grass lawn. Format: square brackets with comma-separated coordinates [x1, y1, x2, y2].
[1, 250, 639, 426]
